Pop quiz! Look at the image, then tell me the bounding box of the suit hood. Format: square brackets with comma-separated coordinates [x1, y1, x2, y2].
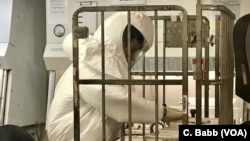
[63, 12, 154, 79]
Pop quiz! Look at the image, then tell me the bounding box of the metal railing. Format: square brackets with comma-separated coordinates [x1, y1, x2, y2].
[195, 0, 236, 125]
[71, 1, 236, 140]
[72, 5, 188, 141]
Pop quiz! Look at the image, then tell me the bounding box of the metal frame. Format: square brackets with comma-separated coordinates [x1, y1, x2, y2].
[0, 70, 9, 125]
[71, 1, 236, 140]
[72, 5, 188, 141]
[195, 0, 236, 125]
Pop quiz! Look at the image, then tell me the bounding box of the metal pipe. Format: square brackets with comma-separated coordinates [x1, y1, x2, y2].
[101, 11, 107, 141]
[215, 15, 220, 118]
[142, 56, 146, 141]
[78, 79, 183, 85]
[45, 71, 56, 129]
[72, 8, 80, 141]
[218, 11, 234, 124]
[163, 19, 166, 106]
[181, 5, 189, 125]
[153, 10, 159, 141]
[195, 0, 202, 125]
[0, 69, 9, 125]
[127, 11, 133, 141]
[132, 71, 194, 76]
[204, 20, 210, 118]
[74, 5, 188, 13]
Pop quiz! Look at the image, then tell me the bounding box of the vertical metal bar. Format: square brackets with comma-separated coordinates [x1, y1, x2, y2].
[182, 10, 189, 125]
[196, 0, 202, 125]
[120, 123, 125, 141]
[142, 56, 146, 141]
[228, 15, 235, 122]
[218, 12, 226, 124]
[45, 71, 56, 129]
[204, 19, 210, 118]
[219, 12, 226, 124]
[162, 20, 166, 104]
[127, 11, 133, 141]
[228, 13, 235, 123]
[163, 20, 166, 105]
[72, 12, 80, 141]
[163, 19, 167, 49]
[219, 12, 225, 124]
[0, 70, 9, 125]
[154, 10, 159, 141]
[219, 12, 234, 124]
[215, 15, 220, 118]
[100, 11, 107, 141]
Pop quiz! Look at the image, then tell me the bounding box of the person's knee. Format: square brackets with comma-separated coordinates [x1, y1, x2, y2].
[0, 124, 35, 141]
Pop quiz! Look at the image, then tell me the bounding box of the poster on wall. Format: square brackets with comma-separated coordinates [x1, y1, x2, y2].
[108, 0, 146, 6]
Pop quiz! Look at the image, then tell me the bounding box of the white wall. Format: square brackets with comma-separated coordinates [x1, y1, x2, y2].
[146, 0, 201, 15]
[240, 0, 250, 16]
[95, 0, 213, 14]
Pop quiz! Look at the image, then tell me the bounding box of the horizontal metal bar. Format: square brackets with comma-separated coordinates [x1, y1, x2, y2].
[78, 79, 183, 85]
[201, 79, 223, 85]
[150, 15, 208, 21]
[74, 5, 185, 12]
[131, 72, 194, 76]
[73, 5, 188, 20]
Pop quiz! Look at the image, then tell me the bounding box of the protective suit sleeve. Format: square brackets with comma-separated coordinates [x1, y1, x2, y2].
[80, 83, 163, 123]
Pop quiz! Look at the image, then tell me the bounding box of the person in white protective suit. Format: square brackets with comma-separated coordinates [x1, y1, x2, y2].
[47, 12, 182, 141]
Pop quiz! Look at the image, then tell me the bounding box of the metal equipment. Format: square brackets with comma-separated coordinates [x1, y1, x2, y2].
[195, 1, 236, 125]
[71, 0, 235, 140]
[72, 5, 189, 141]
[0, 0, 47, 126]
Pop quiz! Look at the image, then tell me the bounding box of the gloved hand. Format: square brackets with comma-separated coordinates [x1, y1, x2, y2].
[161, 105, 182, 123]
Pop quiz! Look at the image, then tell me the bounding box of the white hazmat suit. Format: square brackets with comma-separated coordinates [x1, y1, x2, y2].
[47, 12, 182, 141]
